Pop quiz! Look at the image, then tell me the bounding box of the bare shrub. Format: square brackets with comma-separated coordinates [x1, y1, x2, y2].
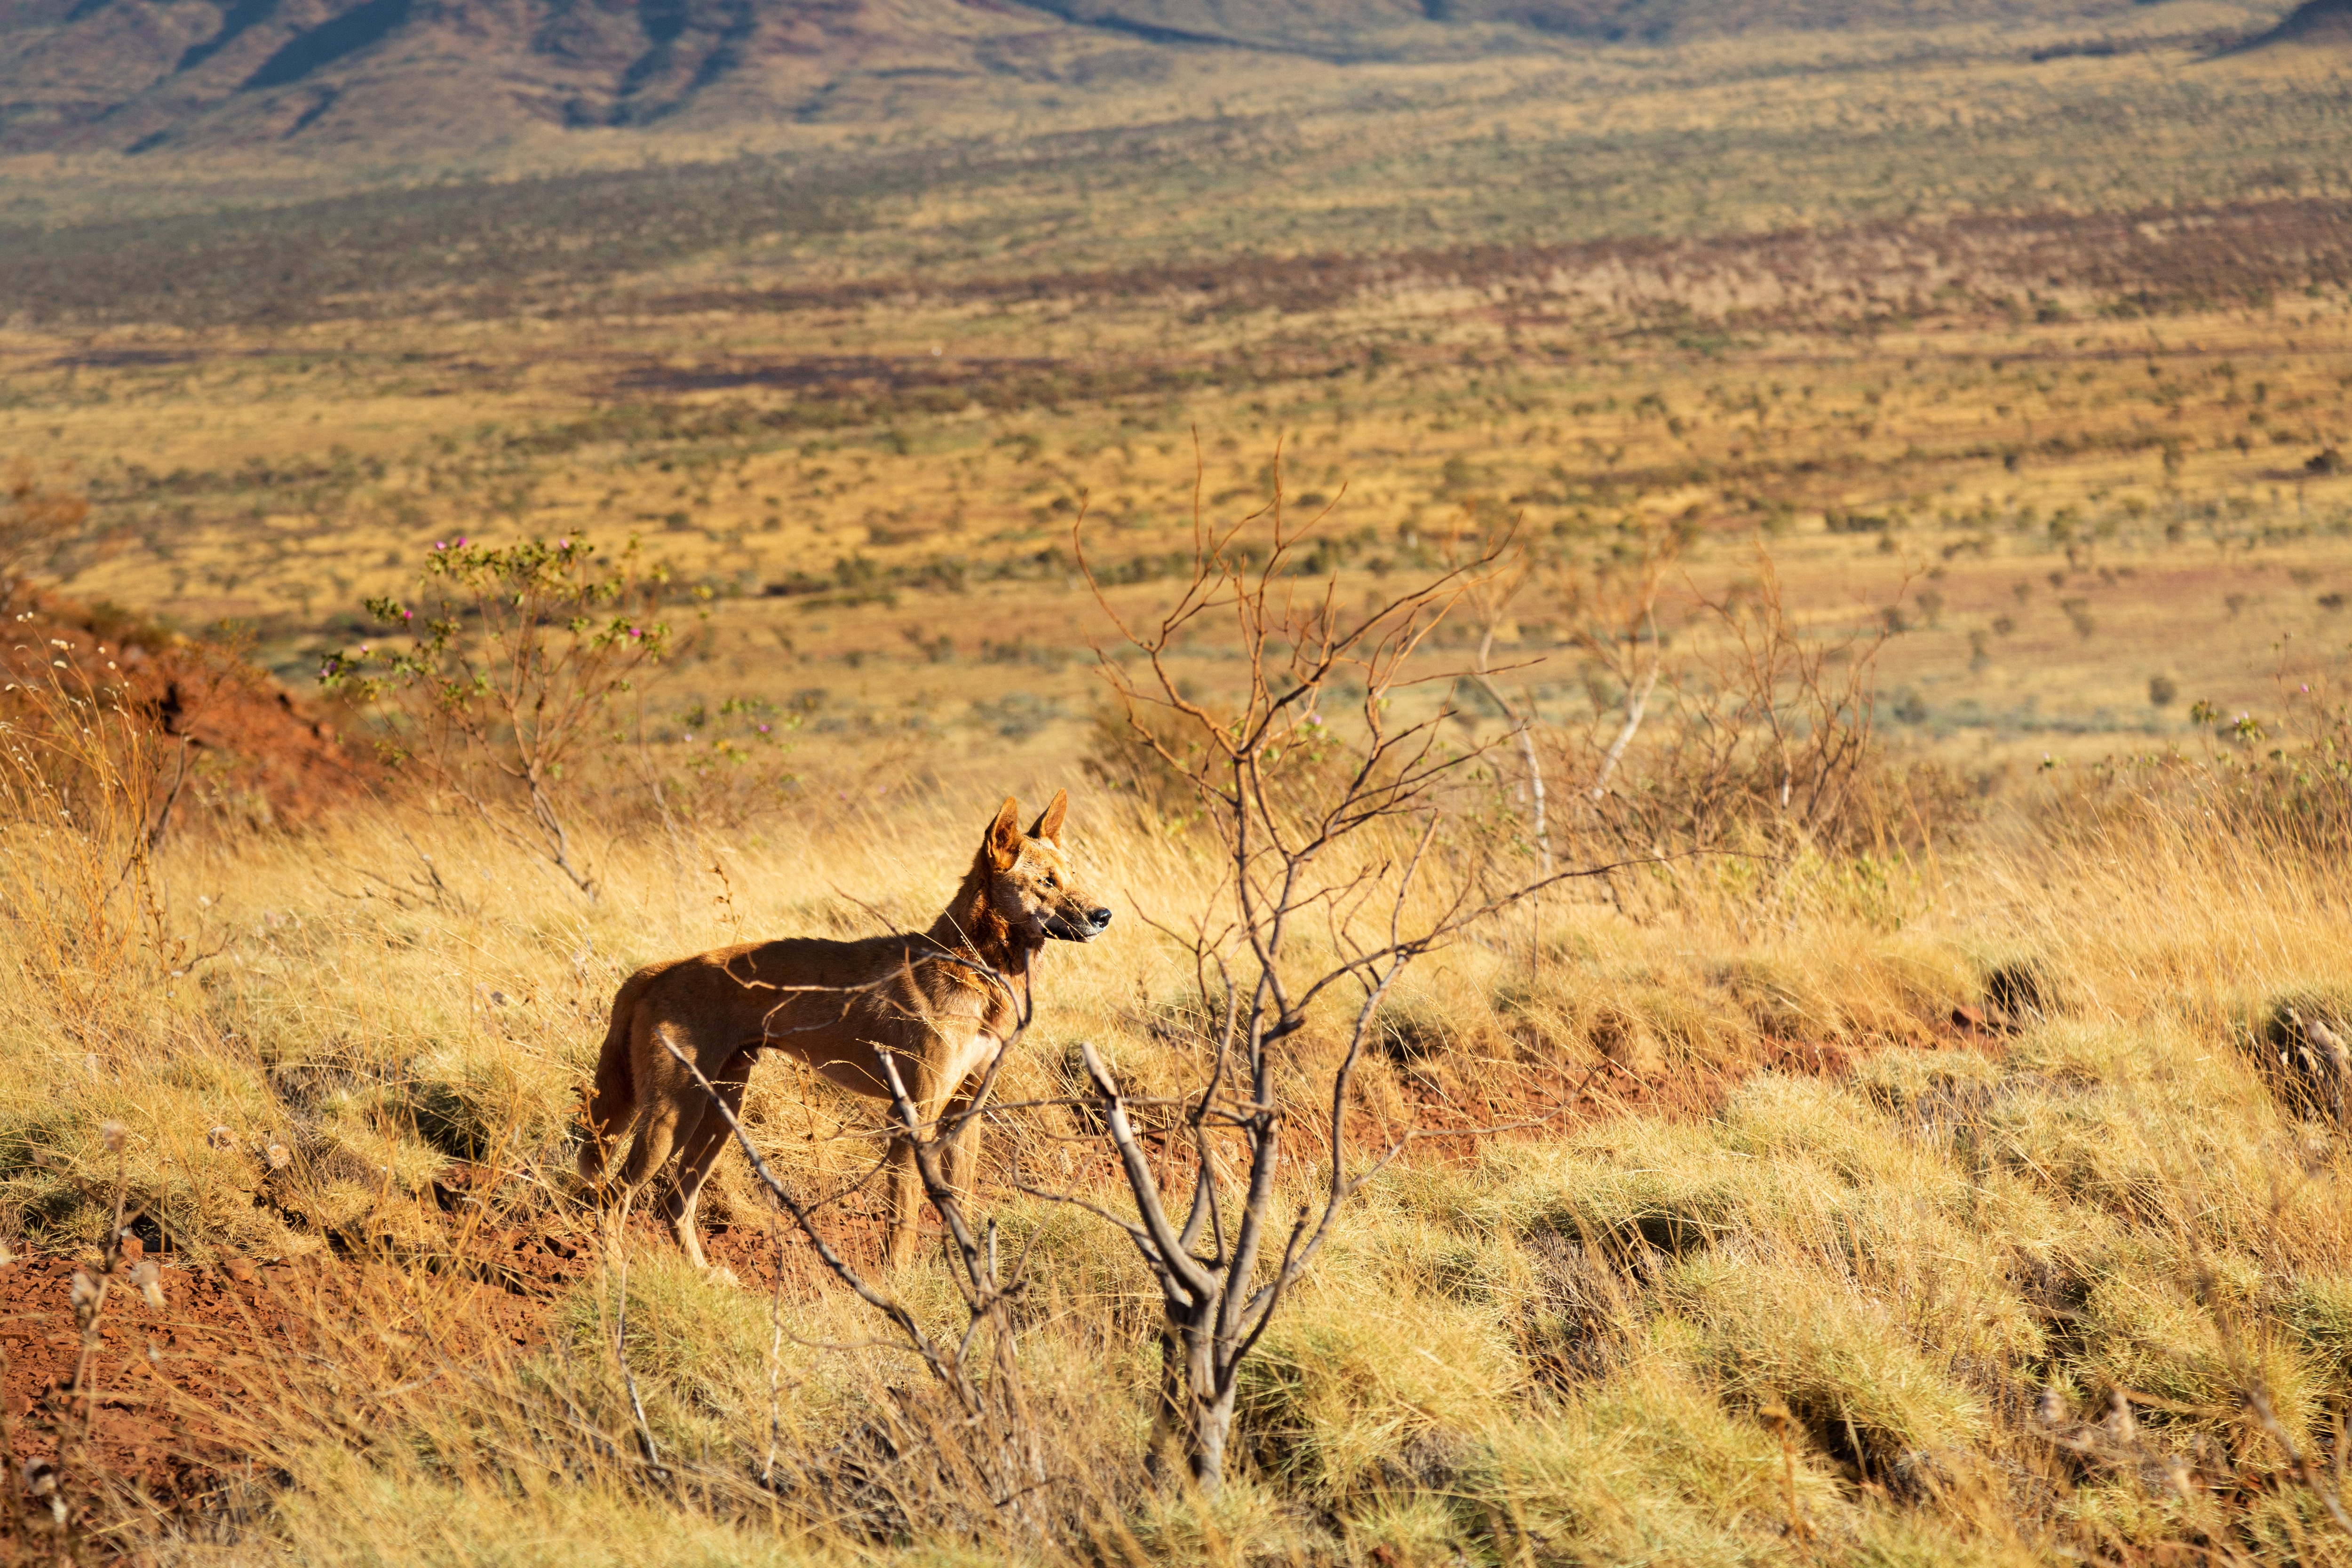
[1547, 516, 1681, 808]
[1081, 698, 1208, 827]
[1558, 548, 1970, 892]
[1053, 462, 1601, 1494]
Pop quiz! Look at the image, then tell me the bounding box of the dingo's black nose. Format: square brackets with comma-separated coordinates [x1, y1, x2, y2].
[1088, 907, 1113, 931]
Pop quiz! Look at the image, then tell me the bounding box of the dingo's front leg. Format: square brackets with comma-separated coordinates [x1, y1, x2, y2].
[941, 1082, 989, 1200]
[883, 1125, 926, 1267]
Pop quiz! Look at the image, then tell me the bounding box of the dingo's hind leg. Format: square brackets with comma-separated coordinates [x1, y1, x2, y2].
[664, 1047, 754, 1273]
[618, 1019, 694, 1193]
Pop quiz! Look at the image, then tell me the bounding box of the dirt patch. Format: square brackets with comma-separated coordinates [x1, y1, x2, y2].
[0, 1204, 855, 1509]
[0, 1209, 614, 1508]
[0, 589, 380, 830]
[1, 1251, 323, 1499]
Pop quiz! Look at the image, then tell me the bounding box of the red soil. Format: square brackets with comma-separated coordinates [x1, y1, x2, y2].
[1, 591, 379, 831]
[0, 1227, 605, 1564]
[1, 1251, 318, 1494]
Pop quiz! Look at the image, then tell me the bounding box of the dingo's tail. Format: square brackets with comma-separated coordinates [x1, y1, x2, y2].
[576, 971, 653, 1185]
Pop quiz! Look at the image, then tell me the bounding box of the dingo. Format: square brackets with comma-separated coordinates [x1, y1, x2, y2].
[577, 790, 1110, 1266]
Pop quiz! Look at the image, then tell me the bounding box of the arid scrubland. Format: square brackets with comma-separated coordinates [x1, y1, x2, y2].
[2, 451, 2352, 1564]
[9, 202, 2352, 804]
[9, 9, 2352, 1563]
[6, 641, 2352, 1564]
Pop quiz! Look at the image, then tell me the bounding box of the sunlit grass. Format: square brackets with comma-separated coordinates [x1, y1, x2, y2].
[9, 778, 2348, 1561]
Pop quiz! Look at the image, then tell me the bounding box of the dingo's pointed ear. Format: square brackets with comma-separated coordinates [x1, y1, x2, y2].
[987, 796, 1024, 868]
[1028, 788, 1067, 844]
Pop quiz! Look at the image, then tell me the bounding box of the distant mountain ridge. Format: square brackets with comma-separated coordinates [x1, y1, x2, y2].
[2242, 0, 2352, 43]
[0, 0, 1043, 154]
[0, 0, 2168, 156]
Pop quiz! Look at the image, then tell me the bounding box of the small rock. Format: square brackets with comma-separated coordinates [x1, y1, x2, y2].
[222, 1256, 257, 1283]
[118, 1233, 144, 1263]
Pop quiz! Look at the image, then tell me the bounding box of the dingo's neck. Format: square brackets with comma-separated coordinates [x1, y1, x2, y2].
[927, 843, 1039, 986]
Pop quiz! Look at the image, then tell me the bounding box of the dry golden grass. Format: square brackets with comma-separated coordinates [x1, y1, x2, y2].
[0, 729, 2348, 1561]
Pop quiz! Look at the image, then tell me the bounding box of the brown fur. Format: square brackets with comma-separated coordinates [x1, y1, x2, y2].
[577, 790, 1110, 1267]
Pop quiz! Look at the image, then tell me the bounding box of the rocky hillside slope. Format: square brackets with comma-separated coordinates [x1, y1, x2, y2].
[0, 0, 2160, 155]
